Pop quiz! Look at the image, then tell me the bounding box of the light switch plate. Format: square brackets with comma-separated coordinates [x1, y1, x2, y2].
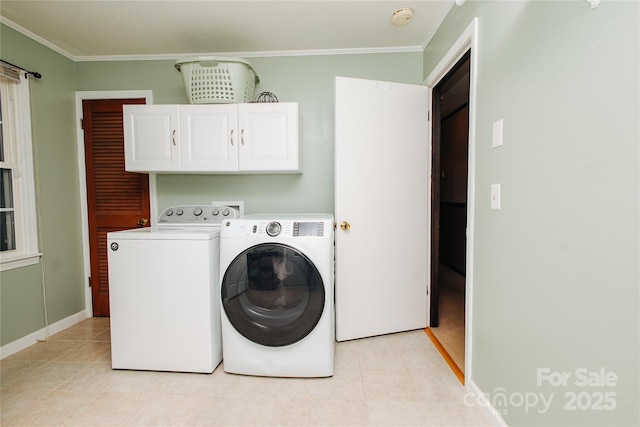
[492, 119, 503, 148]
[490, 184, 501, 210]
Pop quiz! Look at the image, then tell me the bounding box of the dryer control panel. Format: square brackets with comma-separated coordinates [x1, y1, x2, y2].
[222, 214, 334, 239]
[157, 205, 240, 226]
[292, 221, 325, 237]
[262, 221, 324, 237]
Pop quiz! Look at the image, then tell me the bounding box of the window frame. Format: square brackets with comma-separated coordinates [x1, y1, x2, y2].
[0, 70, 40, 271]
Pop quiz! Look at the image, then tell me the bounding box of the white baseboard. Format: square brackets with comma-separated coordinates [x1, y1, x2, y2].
[0, 310, 90, 360]
[466, 378, 510, 426]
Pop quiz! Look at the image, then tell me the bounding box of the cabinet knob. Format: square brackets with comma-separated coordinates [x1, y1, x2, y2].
[340, 221, 351, 231]
[137, 217, 149, 227]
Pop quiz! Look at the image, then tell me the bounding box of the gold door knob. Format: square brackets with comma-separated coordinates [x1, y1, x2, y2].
[137, 217, 149, 227]
[340, 221, 351, 231]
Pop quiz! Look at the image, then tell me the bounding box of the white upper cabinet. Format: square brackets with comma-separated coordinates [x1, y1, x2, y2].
[123, 105, 180, 172]
[123, 103, 299, 173]
[238, 103, 299, 172]
[180, 105, 238, 172]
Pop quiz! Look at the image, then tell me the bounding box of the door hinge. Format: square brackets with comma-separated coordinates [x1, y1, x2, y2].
[80, 118, 84, 129]
[88, 277, 91, 288]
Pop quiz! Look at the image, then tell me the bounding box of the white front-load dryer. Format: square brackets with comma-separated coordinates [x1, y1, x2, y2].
[219, 214, 335, 377]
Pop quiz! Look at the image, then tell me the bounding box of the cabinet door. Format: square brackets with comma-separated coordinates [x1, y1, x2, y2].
[180, 105, 238, 171]
[123, 105, 179, 172]
[238, 102, 299, 172]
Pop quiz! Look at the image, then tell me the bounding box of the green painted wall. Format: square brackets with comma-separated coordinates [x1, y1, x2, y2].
[0, 24, 84, 345]
[1, 264, 45, 344]
[424, 1, 639, 425]
[2, 28, 422, 348]
[76, 53, 423, 214]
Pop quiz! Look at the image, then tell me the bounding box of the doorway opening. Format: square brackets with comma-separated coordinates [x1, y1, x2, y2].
[428, 50, 471, 380]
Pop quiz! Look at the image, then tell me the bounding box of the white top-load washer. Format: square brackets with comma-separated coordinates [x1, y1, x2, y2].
[107, 204, 240, 373]
[219, 214, 335, 377]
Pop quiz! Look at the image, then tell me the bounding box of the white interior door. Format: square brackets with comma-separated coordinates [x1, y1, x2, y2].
[334, 76, 430, 342]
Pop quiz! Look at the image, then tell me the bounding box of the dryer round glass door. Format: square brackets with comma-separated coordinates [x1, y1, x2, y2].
[221, 243, 325, 347]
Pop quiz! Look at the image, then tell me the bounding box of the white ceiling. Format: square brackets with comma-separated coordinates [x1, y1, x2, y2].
[0, 1, 455, 60]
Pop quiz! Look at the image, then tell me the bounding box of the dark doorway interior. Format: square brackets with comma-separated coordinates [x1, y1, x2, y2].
[429, 51, 471, 374]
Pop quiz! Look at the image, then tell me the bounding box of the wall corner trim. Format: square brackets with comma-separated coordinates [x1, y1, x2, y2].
[465, 378, 510, 426]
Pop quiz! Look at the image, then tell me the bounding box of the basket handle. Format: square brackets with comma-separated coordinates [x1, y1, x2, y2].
[199, 61, 220, 68]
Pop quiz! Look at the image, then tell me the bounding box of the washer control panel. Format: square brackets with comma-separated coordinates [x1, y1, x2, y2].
[157, 205, 240, 225]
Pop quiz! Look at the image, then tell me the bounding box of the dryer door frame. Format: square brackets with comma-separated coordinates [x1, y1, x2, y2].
[221, 243, 325, 347]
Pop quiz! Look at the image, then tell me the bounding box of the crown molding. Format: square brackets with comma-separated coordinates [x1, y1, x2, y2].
[421, 1, 455, 51]
[2, 16, 424, 63]
[1, 17, 76, 60]
[74, 45, 424, 62]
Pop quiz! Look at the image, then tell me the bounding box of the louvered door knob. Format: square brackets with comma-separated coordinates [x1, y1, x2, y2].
[137, 217, 149, 227]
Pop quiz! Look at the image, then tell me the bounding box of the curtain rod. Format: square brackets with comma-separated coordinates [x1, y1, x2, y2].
[0, 59, 42, 79]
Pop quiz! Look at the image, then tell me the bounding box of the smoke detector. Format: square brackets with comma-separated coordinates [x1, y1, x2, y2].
[392, 8, 414, 26]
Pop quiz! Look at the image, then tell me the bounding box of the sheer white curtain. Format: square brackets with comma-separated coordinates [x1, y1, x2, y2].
[0, 67, 39, 270]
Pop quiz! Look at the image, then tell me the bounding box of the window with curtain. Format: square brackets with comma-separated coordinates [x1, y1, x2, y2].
[0, 64, 39, 270]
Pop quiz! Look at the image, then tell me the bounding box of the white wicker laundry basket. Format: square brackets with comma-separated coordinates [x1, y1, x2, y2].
[175, 57, 259, 104]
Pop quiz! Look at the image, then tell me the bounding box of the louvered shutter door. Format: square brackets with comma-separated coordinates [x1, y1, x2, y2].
[83, 98, 149, 316]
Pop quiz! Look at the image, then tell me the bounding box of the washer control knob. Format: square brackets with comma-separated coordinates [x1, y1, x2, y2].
[223, 208, 230, 216]
[212, 208, 220, 216]
[165, 209, 174, 216]
[193, 207, 203, 216]
[176, 209, 184, 216]
[266, 221, 282, 237]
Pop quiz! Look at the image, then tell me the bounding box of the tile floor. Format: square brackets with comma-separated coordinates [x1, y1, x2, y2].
[1, 318, 492, 426]
[429, 285, 466, 373]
